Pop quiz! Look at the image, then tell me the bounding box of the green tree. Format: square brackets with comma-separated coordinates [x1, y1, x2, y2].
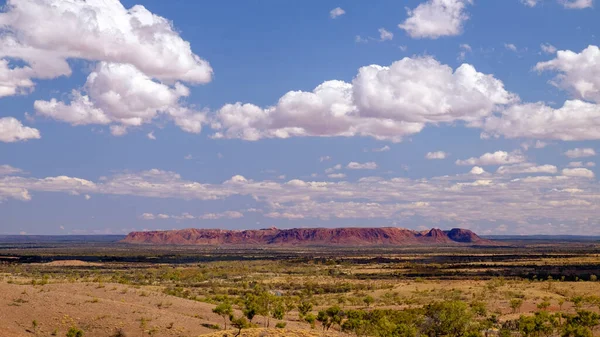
[230, 316, 250, 337]
[298, 299, 313, 318]
[317, 306, 345, 331]
[212, 301, 233, 330]
[538, 300, 551, 311]
[422, 300, 474, 337]
[511, 298, 524, 314]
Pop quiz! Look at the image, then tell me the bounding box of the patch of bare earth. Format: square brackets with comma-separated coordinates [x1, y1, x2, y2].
[0, 281, 314, 337]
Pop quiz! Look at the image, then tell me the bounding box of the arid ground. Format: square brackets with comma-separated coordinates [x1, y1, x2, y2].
[1, 237, 599, 337]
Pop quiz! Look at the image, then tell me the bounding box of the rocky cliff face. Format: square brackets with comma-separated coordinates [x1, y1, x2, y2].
[122, 227, 489, 246]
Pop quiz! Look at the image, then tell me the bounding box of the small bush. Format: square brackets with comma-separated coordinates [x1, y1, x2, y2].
[66, 327, 84, 337]
[275, 322, 286, 329]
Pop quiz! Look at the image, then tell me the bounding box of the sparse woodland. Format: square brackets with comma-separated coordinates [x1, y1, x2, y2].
[1, 241, 600, 336]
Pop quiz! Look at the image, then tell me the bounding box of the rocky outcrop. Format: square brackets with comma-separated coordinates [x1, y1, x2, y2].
[122, 227, 490, 246]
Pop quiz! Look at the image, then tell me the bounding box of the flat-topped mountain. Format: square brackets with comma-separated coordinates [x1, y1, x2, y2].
[122, 227, 490, 246]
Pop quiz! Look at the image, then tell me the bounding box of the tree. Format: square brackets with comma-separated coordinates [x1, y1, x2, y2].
[304, 313, 316, 329]
[298, 299, 313, 318]
[243, 293, 259, 323]
[538, 300, 551, 311]
[317, 306, 345, 331]
[212, 302, 233, 330]
[511, 299, 524, 314]
[363, 295, 375, 307]
[422, 300, 473, 337]
[230, 316, 250, 337]
[571, 296, 584, 309]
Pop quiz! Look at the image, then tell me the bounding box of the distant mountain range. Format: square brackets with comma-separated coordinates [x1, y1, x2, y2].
[121, 227, 490, 246]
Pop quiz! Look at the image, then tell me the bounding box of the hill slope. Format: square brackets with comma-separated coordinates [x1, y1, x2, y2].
[122, 227, 489, 246]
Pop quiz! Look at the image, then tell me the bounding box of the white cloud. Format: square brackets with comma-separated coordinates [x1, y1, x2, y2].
[559, 0, 593, 9]
[347, 162, 378, 170]
[320, 156, 332, 162]
[0, 59, 35, 97]
[564, 148, 596, 158]
[4, 168, 600, 233]
[0, 117, 40, 142]
[0, 0, 212, 94]
[496, 163, 558, 175]
[398, 0, 473, 39]
[535, 45, 600, 103]
[0, 165, 22, 176]
[327, 173, 347, 179]
[378, 28, 394, 41]
[373, 145, 391, 152]
[265, 212, 305, 220]
[426, 151, 448, 159]
[325, 164, 342, 173]
[457, 43, 472, 61]
[200, 211, 244, 220]
[213, 56, 515, 142]
[355, 35, 368, 44]
[568, 161, 596, 167]
[329, 7, 346, 19]
[540, 43, 557, 54]
[505, 43, 518, 52]
[34, 62, 206, 134]
[184, 154, 193, 160]
[521, 0, 541, 7]
[456, 151, 526, 166]
[140, 213, 155, 220]
[470, 166, 485, 175]
[84, 194, 91, 200]
[562, 168, 595, 178]
[481, 100, 600, 140]
[147, 132, 156, 140]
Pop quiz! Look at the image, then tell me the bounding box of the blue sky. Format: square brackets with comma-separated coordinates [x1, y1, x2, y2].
[1, 0, 600, 235]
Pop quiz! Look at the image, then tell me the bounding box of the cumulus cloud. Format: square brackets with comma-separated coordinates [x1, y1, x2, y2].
[0, 0, 212, 93]
[213, 56, 515, 142]
[564, 148, 596, 158]
[0, 59, 35, 97]
[327, 173, 347, 179]
[0, 165, 22, 176]
[372, 145, 391, 152]
[521, 0, 541, 7]
[562, 168, 595, 178]
[481, 100, 600, 140]
[457, 43, 472, 61]
[568, 161, 596, 167]
[329, 7, 345, 18]
[505, 43, 518, 52]
[540, 43, 557, 54]
[347, 162, 378, 170]
[398, 0, 473, 39]
[4, 167, 600, 233]
[470, 166, 485, 175]
[378, 28, 394, 41]
[34, 62, 206, 133]
[147, 132, 156, 140]
[200, 211, 244, 220]
[535, 45, 600, 103]
[456, 151, 526, 166]
[426, 151, 448, 159]
[0, 117, 40, 142]
[325, 164, 342, 173]
[496, 163, 558, 175]
[559, 0, 593, 9]
[140, 213, 155, 220]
